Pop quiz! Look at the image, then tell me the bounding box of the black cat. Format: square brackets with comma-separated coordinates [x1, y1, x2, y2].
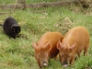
[0, 17, 21, 39]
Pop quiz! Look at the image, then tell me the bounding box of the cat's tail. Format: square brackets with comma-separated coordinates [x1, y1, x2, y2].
[0, 24, 3, 26]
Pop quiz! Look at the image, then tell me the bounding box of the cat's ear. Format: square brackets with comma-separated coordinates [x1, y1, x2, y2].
[17, 27, 20, 33]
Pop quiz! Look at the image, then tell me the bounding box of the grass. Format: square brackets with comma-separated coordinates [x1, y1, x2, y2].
[0, 0, 59, 4]
[0, 2, 92, 69]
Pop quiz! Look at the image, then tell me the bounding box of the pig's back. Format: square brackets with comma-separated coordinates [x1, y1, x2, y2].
[37, 32, 63, 46]
[37, 32, 63, 58]
[62, 26, 89, 48]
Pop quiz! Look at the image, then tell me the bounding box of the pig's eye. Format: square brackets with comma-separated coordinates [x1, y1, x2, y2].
[61, 54, 64, 57]
[68, 55, 70, 57]
[45, 53, 48, 57]
[68, 54, 71, 58]
[37, 54, 40, 58]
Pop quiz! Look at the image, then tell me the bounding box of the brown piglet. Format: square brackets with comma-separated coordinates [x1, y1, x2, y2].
[57, 26, 90, 67]
[32, 32, 63, 68]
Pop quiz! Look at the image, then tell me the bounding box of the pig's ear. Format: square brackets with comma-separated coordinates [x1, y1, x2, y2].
[70, 43, 76, 51]
[45, 42, 51, 52]
[57, 40, 63, 50]
[32, 42, 38, 51]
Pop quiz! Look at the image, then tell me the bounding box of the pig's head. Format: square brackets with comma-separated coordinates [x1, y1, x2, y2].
[32, 42, 51, 68]
[57, 41, 76, 67]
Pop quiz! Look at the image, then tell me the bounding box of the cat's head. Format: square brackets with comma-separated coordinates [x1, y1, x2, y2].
[11, 25, 21, 35]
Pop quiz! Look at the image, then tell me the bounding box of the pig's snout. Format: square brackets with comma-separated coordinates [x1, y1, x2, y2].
[42, 61, 48, 67]
[63, 64, 68, 68]
[62, 61, 68, 68]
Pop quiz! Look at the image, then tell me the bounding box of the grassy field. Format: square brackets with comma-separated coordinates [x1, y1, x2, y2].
[0, 0, 58, 4]
[0, 1, 92, 69]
